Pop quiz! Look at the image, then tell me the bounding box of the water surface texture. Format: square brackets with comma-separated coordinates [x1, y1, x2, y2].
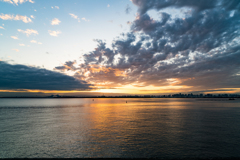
[1, 98, 240, 158]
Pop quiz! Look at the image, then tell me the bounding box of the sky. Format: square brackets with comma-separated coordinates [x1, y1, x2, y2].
[0, 0, 240, 97]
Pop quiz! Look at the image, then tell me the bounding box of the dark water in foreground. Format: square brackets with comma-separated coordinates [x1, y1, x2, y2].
[0, 98, 240, 158]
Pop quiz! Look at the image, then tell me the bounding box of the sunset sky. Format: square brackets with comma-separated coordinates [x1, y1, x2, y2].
[0, 0, 240, 96]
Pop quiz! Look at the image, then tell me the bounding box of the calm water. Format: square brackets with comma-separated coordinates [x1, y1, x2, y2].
[0, 98, 240, 158]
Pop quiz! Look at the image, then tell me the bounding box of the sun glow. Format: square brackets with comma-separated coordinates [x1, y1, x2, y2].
[91, 84, 193, 94]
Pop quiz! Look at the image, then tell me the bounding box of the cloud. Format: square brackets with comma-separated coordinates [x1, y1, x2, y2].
[0, 14, 32, 23]
[30, 40, 42, 44]
[51, 18, 61, 25]
[12, 49, 19, 52]
[107, 4, 110, 7]
[55, 0, 240, 91]
[131, 0, 240, 15]
[17, 29, 38, 36]
[69, 13, 78, 19]
[1, 0, 34, 5]
[81, 17, 89, 22]
[51, 6, 59, 9]
[48, 30, 61, 37]
[0, 26, 4, 29]
[126, 21, 132, 25]
[69, 13, 80, 22]
[19, 43, 25, 46]
[30, 15, 35, 19]
[0, 61, 91, 91]
[125, 4, 132, 14]
[11, 36, 18, 39]
[30, 40, 37, 43]
[55, 61, 77, 71]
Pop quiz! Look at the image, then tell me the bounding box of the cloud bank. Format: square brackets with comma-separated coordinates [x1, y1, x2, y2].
[0, 61, 91, 91]
[55, 0, 240, 91]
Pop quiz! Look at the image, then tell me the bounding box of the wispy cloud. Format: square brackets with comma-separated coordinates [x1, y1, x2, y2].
[11, 36, 18, 40]
[51, 6, 59, 9]
[48, 30, 61, 37]
[30, 40, 37, 43]
[69, 13, 80, 22]
[107, 4, 110, 7]
[0, 26, 4, 29]
[12, 49, 19, 52]
[69, 13, 78, 19]
[19, 43, 25, 46]
[0, 14, 32, 23]
[30, 15, 35, 19]
[17, 29, 38, 36]
[126, 21, 131, 25]
[1, 0, 34, 5]
[51, 18, 61, 25]
[55, 61, 77, 71]
[125, 4, 132, 14]
[30, 40, 42, 44]
[82, 17, 90, 22]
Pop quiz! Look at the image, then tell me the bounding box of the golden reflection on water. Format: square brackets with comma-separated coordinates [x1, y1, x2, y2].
[58, 98, 196, 137]
[67, 98, 193, 155]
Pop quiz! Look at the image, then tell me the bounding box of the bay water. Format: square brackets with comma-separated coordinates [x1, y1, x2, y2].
[0, 98, 240, 158]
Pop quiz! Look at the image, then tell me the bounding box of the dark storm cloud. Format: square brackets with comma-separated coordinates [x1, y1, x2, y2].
[131, 0, 240, 15]
[0, 61, 91, 90]
[55, 0, 240, 89]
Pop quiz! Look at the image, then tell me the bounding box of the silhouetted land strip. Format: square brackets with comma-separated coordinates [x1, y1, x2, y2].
[1, 157, 240, 160]
[1, 94, 240, 99]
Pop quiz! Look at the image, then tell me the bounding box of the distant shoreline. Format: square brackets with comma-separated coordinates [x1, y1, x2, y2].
[0, 97, 239, 99]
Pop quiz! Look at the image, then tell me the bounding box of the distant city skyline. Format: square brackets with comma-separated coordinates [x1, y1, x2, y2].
[0, 0, 240, 96]
[1, 92, 240, 98]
